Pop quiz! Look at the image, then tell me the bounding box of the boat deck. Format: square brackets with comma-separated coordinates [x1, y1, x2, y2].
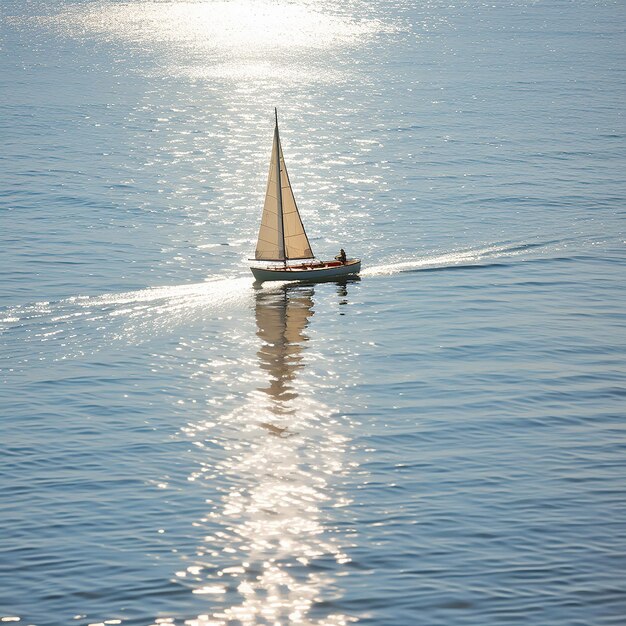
[283, 260, 344, 270]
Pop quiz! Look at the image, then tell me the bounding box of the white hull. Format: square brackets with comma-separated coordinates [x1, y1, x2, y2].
[251, 259, 361, 282]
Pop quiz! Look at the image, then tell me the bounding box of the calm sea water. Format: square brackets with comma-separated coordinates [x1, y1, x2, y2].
[1, 1, 625, 625]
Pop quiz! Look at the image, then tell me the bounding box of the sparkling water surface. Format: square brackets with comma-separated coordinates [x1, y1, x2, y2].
[1, 1, 625, 625]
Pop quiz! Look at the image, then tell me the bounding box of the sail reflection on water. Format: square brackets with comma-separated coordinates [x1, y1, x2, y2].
[256, 285, 313, 415]
[182, 283, 357, 626]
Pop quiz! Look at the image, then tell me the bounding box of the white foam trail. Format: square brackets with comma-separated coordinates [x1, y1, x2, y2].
[362, 242, 532, 277]
[77, 275, 254, 310]
[1, 276, 254, 330]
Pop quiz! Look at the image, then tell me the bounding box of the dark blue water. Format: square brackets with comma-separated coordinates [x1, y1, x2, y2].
[1, 1, 625, 625]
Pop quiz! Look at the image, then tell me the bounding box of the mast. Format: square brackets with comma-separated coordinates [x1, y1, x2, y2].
[275, 108, 286, 265]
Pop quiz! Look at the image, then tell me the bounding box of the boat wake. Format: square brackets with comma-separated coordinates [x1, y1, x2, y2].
[0, 277, 256, 367]
[362, 239, 563, 277]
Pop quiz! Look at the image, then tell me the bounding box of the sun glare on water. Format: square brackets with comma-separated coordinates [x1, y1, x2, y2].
[30, 0, 392, 81]
[44, 0, 386, 53]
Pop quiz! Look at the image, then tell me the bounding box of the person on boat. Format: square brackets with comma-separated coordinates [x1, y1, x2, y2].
[337, 248, 347, 264]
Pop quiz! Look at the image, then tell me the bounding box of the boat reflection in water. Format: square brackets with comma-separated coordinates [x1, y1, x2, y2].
[182, 281, 359, 626]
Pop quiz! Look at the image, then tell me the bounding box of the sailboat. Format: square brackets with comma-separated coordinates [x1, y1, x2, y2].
[250, 110, 361, 282]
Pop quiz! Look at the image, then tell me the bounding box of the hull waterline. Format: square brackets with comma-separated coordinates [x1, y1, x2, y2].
[251, 260, 361, 283]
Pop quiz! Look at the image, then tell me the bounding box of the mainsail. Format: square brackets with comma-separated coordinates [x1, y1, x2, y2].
[255, 111, 314, 262]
